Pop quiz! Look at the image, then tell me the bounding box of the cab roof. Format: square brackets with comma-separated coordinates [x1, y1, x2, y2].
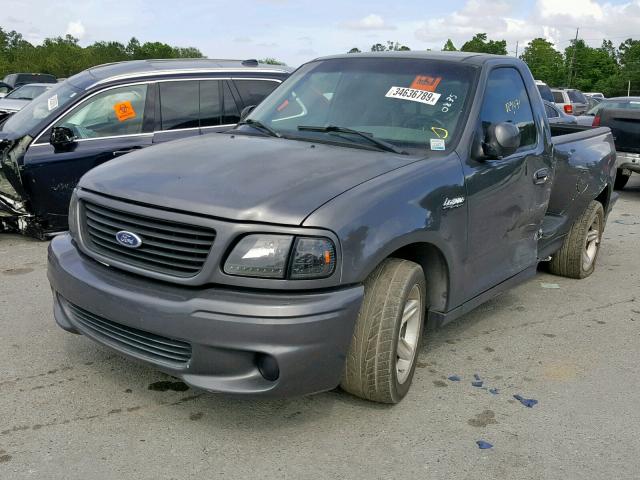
[66, 58, 293, 90]
[312, 50, 521, 67]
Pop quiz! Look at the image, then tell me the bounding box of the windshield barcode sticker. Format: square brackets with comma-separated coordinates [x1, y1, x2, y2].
[47, 94, 58, 111]
[385, 87, 441, 106]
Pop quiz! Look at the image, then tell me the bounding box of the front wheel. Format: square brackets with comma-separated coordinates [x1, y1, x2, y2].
[341, 258, 426, 403]
[549, 201, 604, 279]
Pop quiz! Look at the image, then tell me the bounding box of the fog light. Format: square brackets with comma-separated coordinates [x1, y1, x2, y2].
[257, 354, 279, 381]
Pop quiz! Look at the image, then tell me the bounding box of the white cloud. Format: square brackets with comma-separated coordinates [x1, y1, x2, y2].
[412, 0, 640, 53]
[342, 14, 396, 31]
[65, 20, 86, 40]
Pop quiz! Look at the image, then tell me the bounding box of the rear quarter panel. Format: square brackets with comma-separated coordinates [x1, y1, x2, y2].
[548, 127, 616, 234]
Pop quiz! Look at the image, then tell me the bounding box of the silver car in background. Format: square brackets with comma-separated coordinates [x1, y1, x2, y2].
[552, 88, 589, 115]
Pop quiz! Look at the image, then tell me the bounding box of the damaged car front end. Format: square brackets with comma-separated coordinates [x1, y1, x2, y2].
[0, 135, 37, 236]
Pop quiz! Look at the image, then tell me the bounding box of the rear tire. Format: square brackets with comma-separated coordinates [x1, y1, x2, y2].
[549, 201, 604, 279]
[614, 169, 630, 190]
[341, 258, 426, 404]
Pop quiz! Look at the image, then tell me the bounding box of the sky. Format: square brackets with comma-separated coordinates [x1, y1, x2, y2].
[2, 0, 640, 66]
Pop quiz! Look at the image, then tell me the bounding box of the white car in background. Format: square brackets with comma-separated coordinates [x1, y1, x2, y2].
[0, 83, 54, 119]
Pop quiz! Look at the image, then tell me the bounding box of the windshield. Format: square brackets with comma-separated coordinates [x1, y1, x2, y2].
[5, 84, 51, 100]
[537, 84, 554, 103]
[1, 81, 82, 136]
[567, 90, 587, 103]
[245, 57, 477, 153]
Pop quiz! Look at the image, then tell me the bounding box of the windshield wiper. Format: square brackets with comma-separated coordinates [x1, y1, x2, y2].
[236, 118, 281, 138]
[297, 125, 407, 155]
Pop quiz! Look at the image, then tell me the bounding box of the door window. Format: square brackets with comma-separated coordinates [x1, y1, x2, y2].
[159, 81, 199, 130]
[233, 79, 279, 107]
[200, 80, 222, 127]
[222, 82, 241, 124]
[544, 103, 559, 118]
[56, 84, 148, 139]
[480, 68, 537, 150]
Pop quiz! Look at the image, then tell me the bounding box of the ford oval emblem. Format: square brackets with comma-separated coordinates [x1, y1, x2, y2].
[115, 230, 143, 249]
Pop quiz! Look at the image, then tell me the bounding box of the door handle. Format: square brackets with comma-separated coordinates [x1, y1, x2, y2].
[112, 146, 143, 157]
[533, 168, 549, 185]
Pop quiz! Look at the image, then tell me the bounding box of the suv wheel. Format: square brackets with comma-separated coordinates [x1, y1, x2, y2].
[341, 258, 426, 403]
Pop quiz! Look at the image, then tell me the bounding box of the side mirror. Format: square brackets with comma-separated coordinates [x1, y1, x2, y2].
[50, 126, 76, 150]
[240, 105, 256, 122]
[482, 122, 520, 159]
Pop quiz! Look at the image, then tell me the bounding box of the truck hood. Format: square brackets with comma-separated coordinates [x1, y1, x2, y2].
[79, 133, 417, 225]
[0, 98, 29, 113]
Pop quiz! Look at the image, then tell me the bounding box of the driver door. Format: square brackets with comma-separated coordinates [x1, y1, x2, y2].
[22, 83, 154, 231]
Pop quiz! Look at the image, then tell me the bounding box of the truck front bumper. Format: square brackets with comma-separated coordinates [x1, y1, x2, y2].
[48, 234, 364, 397]
[617, 151, 640, 174]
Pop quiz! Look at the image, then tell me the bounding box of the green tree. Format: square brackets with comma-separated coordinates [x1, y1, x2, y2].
[442, 39, 457, 51]
[565, 39, 619, 91]
[348, 47, 361, 54]
[370, 41, 410, 52]
[460, 33, 507, 55]
[520, 38, 565, 86]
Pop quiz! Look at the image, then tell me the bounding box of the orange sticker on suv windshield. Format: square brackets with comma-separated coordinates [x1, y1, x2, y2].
[410, 75, 442, 92]
[113, 101, 136, 122]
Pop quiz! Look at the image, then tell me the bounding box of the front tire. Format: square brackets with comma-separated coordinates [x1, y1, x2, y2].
[341, 258, 426, 403]
[549, 201, 604, 279]
[614, 169, 630, 190]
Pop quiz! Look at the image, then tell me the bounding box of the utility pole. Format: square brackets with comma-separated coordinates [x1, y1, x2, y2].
[567, 27, 579, 87]
[629, 80, 632, 96]
[515, 41, 519, 58]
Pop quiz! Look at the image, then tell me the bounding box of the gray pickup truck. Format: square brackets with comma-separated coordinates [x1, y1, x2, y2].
[47, 52, 617, 404]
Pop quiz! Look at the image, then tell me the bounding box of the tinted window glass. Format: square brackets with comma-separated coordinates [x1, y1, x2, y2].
[56, 84, 148, 139]
[234, 80, 279, 107]
[222, 82, 240, 124]
[159, 81, 199, 130]
[200, 80, 222, 127]
[567, 90, 587, 103]
[545, 103, 559, 118]
[537, 84, 554, 103]
[480, 68, 537, 150]
[552, 91, 564, 103]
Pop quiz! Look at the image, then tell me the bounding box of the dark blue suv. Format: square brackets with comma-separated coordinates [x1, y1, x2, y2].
[0, 59, 291, 237]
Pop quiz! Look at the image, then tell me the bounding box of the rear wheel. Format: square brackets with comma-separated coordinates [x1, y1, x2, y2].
[614, 169, 630, 190]
[341, 258, 426, 403]
[549, 201, 604, 279]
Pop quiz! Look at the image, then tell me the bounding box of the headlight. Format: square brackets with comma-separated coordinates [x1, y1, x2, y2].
[68, 189, 79, 238]
[224, 234, 336, 280]
[224, 234, 293, 278]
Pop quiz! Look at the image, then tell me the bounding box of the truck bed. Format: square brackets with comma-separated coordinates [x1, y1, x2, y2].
[539, 124, 616, 258]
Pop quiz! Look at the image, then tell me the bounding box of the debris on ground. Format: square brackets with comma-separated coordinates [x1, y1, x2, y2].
[489, 388, 499, 395]
[540, 283, 561, 289]
[448, 375, 461, 382]
[476, 440, 493, 449]
[472, 373, 484, 387]
[513, 394, 538, 408]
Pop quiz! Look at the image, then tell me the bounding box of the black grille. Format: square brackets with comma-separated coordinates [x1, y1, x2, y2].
[81, 200, 215, 277]
[63, 297, 192, 366]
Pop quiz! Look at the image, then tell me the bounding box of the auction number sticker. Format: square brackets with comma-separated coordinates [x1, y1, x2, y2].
[385, 86, 441, 106]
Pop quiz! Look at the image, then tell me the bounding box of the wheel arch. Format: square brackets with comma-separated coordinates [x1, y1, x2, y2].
[387, 242, 450, 313]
